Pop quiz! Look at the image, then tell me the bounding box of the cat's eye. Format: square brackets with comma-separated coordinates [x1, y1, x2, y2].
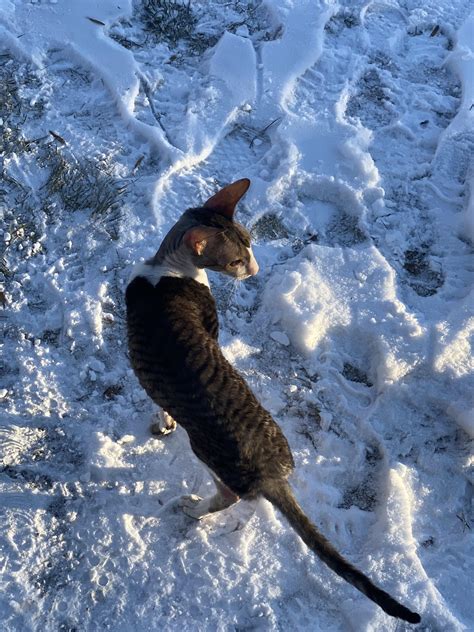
[230, 259, 243, 267]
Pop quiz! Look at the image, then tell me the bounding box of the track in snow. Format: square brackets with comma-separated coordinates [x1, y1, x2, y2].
[0, 1, 473, 630]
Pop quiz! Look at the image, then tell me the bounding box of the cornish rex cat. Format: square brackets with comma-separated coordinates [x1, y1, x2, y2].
[126, 179, 421, 624]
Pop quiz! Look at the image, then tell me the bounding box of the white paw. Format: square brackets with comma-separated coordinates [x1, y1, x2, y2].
[150, 410, 177, 436]
[179, 494, 210, 520]
[150, 422, 174, 436]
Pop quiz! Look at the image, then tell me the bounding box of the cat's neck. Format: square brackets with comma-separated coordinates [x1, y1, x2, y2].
[129, 212, 211, 288]
[130, 248, 210, 288]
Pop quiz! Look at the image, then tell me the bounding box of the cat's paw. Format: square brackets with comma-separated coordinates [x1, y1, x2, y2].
[179, 494, 211, 520]
[150, 410, 177, 436]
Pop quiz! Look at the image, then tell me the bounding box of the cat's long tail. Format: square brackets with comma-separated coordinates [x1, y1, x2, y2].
[262, 480, 421, 624]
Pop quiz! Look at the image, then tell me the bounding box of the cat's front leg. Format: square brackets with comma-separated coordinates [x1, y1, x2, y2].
[150, 408, 177, 436]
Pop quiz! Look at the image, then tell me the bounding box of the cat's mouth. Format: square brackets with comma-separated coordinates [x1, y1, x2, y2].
[219, 270, 254, 281]
[236, 271, 257, 281]
[221, 263, 259, 280]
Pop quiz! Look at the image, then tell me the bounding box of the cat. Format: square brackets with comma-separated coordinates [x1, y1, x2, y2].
[125, 179, 421, 625]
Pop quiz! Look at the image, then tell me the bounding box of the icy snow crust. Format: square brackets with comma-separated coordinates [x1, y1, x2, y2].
[0, 0, 473, 630]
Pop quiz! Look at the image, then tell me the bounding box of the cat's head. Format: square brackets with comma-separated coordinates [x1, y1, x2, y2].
[183, 179, 259, 280]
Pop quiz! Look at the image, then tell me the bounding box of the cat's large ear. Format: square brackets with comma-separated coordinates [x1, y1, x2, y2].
[203, 178, 250, 220]
[183, 226, 221, 256]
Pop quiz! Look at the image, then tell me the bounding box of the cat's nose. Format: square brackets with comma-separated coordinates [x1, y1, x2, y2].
[247, 255, 259, 276]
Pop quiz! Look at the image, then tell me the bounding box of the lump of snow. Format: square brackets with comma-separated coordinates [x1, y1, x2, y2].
[235, 25, 249, 38]
[262, 245, 424, 388]
[118, 434, 135, 445]
[132, 388, 147, 404]
[222, 337, 259, 362]
[209, 31, 256, 105]
[433, 290, 474, 378]
[448, 405, 474, 438]
[372, 198, 385, 213]
[263, 252, 350, 355]
[270, 331, 290, 346]
[89, 358, 106, 373]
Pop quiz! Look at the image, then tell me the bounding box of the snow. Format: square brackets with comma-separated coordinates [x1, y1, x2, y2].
[262, 244, 424, 389]
[1, 1, 473, 631]
[445, 11, 474, 244]
[209, 31, 257, 106]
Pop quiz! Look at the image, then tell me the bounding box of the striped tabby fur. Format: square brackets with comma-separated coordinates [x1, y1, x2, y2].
[125, 180, 420, 624]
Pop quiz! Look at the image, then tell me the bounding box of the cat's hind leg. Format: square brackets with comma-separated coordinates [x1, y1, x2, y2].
[180, 477, 239, 520]
[150, 408, 177, 436]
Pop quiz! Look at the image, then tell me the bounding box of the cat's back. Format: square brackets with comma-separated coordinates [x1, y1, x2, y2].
[126, 274, 294, 496]
[126, 275, 218, 369]
[126, 275, 216, 334]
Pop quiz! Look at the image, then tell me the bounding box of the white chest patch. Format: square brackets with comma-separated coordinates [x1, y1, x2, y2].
[129, 261, 210, 288]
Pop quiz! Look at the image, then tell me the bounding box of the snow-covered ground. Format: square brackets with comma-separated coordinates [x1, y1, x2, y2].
[1, 1, 473, 630]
